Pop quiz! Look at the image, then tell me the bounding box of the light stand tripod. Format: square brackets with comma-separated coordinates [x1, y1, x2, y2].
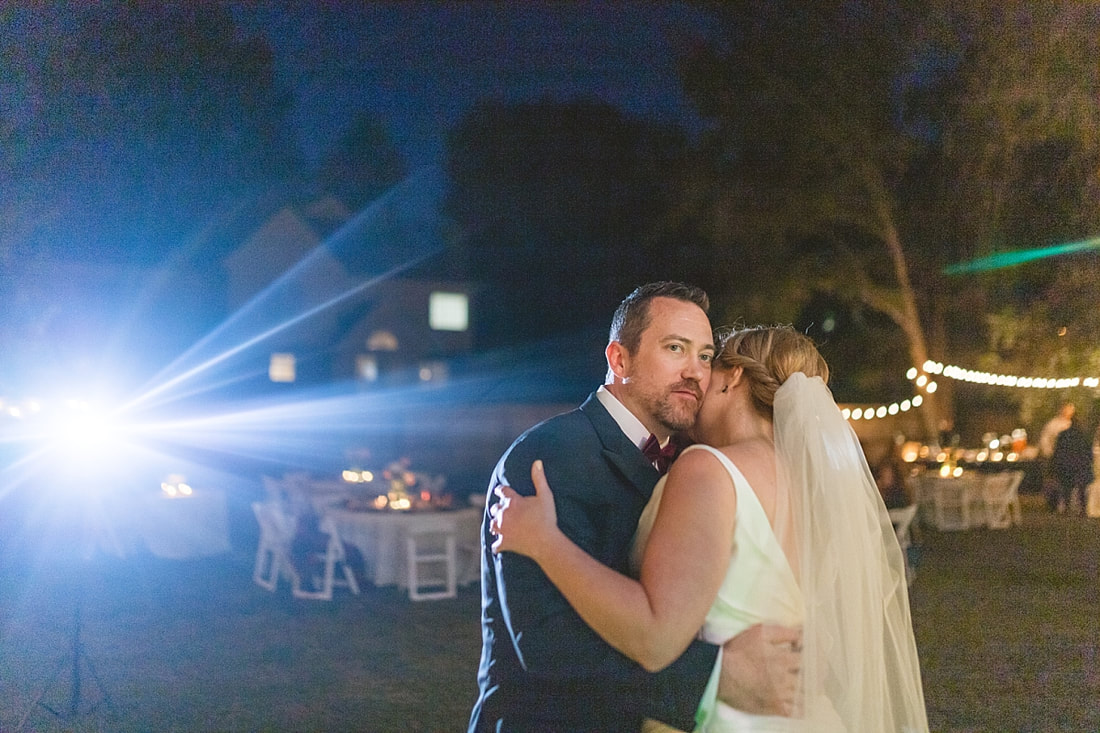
[17, 521, 116, 730]
[34, 595, 112, 722]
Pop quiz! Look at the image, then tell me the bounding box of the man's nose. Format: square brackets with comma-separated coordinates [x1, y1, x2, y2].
[683, 353, 708, 380]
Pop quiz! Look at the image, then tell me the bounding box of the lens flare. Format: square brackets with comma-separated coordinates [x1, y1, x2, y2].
[944, 235, 1100, 275]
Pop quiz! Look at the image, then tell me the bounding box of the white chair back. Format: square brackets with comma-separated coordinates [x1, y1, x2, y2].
[888, 504, 919, 586]
[404, 514, 458, 601]
[251, 501, 298, 591]
[292, 515, 360, 601]
[981, 471, 1024, 529]
[932, 478, 976, 531]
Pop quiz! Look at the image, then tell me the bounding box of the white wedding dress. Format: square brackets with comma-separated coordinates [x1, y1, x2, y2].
[631, 374, 928, 733]
[632, 445, 842, 732]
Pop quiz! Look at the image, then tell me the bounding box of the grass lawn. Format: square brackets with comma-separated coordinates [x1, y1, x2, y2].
[1, 494, 1097, 732]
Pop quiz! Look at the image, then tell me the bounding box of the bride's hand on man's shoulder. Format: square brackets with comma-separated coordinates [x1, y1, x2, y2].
[490, 460, 558, 559]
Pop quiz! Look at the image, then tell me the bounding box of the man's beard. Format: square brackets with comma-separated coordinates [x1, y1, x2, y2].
[645, 380, 703, 433]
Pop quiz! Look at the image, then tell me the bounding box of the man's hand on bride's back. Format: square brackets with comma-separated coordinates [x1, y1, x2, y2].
[490, 459, 560, 561]
[716, 623, 801, 717]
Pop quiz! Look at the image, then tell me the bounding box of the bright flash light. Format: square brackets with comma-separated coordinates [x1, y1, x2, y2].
[42, 401, 133, 476]
[51, 406, 121, 454]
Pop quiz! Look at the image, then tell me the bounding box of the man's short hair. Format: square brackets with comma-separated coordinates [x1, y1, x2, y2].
[609, 282, 710, 356]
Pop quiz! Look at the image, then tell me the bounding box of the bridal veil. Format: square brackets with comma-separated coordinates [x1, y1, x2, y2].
[774, 372, 929, 733]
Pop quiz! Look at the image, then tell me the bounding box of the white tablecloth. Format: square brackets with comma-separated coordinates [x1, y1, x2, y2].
[134, 490, 232, 559]
[323, 507, 482, 588]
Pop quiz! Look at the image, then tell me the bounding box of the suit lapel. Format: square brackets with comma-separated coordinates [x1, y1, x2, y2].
[579, 393, 660, 499]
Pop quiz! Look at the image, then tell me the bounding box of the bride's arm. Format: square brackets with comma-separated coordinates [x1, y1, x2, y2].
[492, 451, 736, 671]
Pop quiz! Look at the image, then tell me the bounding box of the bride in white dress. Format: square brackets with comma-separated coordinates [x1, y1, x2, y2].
[491, 325, 928, 732]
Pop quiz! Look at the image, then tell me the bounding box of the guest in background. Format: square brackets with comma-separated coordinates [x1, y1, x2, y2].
[1039, 403, 1076, 511]
[1089, 424, 1100, 518]
[288, 495, 330, 591]
[936, 418, 958, 451]
[1039, 403, 1076, 458]
[1050, 416, 1094, 516]
[872, 441, 915, 510]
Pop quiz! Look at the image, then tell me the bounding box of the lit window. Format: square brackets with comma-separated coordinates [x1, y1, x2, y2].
[429, 292, 468, 331]
[356, 355, 379, 382]
[269, 353, 296, 383]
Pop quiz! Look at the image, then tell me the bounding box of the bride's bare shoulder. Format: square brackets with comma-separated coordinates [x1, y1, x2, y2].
[720, 438, 777, 485]
[669, 444, 727, 473]
[665, 445, 736, 490]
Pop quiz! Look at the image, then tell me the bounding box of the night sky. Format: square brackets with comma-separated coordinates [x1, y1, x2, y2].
[228, 2, 716, 167]
[0, 2, 721, 379]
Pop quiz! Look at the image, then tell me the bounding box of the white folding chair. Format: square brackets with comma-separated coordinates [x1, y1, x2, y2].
[292, 515, 361, 601]
[933, 479, 974, 531]
[911, 474, 938, 528]
[405, 515, 458, 601]
[455, 509, 484, 587]
[261, 475, 289, 506]
[888, 504, 919, 586]
[982, 471, 1024, 529]
[252, 501, 298, 592]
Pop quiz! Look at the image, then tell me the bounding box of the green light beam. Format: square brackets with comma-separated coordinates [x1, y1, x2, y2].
[943, 235, 1100, 275]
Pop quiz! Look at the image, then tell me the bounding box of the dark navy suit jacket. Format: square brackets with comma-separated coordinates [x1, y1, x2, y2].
[468, 393, 719, 732]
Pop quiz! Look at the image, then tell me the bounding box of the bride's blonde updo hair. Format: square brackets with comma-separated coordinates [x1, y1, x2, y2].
[714, 325, 830, 419]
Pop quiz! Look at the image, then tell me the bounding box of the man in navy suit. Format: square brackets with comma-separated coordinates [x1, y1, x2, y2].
[469, 282, 799, 732]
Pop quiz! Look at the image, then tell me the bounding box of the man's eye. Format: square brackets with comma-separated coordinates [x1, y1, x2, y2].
[668, 343, 683, 352]
[701, 353, 714, 363]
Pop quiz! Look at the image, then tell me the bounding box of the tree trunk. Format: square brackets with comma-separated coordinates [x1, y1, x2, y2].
[878, 205, 942, 441]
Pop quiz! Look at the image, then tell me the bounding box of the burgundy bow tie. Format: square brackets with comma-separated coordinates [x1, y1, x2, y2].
[642, 434, 679, 475]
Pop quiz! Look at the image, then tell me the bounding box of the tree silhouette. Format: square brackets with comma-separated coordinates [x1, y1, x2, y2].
[318, 112, 407, 211]
[677, 0, 1100, 437]
[445, 99, 701, 348]
[2, 3, 302, 264]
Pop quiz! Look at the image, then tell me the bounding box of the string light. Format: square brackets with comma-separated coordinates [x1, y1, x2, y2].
[919, 361, 1100, 390]
[841, 394, 923, 422]
[836, 352, 1099, 424]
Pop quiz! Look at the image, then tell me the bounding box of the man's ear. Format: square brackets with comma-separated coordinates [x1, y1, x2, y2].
[606, 341, 631, 382]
